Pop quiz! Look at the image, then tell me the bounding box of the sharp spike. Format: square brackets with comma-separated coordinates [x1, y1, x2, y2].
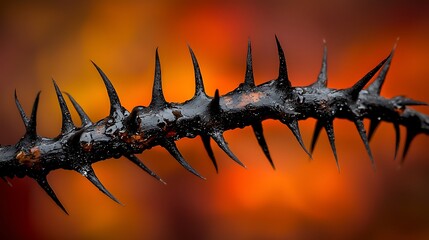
[188, 46, 206, 97]
[346, 55, 389, 100]
[64, 92, 92, 127]
[162, 139, 205, 179]
[201, 135, 218, 173]
[126, 154, 166, 184]
[324, 120, 339, 171]
[78, 165, 122, 205]
[402, 128, 418, 163]
[149, 49, 167, 108]
[310, 120, 324, 155]
[52, 80, 75, 133]
[91, 61, 123, 116]
[367, 41, 397, 94]
[15, 91, 41, 138]
[243, 39, 255, 88]
[210, 89, 221, 113]
[367, 119, 381, 142]
[285, 120, 312, 158]
[252, 122, 275, 169]
[36, 176, 68, 215]
[14, 90, 29, 127]
[274, 35, 291, 88]
[353, 118, 375, 169]
[210, 131, 246, 168]
[311, 41, 328, 88]
[393, 123, 401, 160]
[27, 92, 41, 138]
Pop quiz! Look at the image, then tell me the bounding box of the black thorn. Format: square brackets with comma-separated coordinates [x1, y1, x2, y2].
[126, 154, 166, 184]
[210, 89, 221, 113]
[252, 122, 275, 169]
[367, 119, 381, 142]
[53, 80, 75, 133]
[149, 49, 167, 108]
[15, 91, 40, 138]
[36, 176, 68, 215]
[188, 46, 206, 97]
[28, 92, 41, 137]
[14, 90, 29, 127]
[275, 35, 291, 88]
[78, 166, 122, 205]
[64, 92, 92, 127]
[394, 123, 401, 160]
[201, 135, 218, 173]
[367, 41, 397, 95]
[243, 39, 255, 88]
[346, 55, 389, 100]
[354, 118, 375, 169]
[324, 120, 339, 171]
[210, 131, 246, 168]
[402, 128, 418, 163]
[285, 120, 312, 158]
[91, 61, 123, 116]
[162, 139, 205, 179]
[311, 41, 328, 88]
[310, 120, 324, 155]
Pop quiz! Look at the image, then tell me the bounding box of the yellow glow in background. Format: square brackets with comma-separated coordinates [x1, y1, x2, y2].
[0, 1, 429, 239]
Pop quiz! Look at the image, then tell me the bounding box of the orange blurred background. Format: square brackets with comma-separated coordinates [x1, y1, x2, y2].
[1, 0, 429, 239]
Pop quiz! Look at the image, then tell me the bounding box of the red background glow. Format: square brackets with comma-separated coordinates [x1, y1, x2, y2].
[0, 1, 429, 239]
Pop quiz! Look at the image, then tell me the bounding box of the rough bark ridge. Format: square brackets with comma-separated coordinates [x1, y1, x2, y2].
[1, 38, 428, 214]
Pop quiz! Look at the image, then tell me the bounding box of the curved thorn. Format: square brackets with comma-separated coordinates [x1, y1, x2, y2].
[368, 40, 397, 94]
[28, 92, 41, 137]
[312, 41, 328, 88]
[252, 122, 275, 169]
[91, 61, 122, 116]
[394, 123, 401, 160]
[275, 35, 291, 88]
[285, 120, 312, 158]
[14, 90, 29, 127]
[162, 139, 205, 179]
[15, 91, 40, 138]
[78, 166, 122, 205]
[64, 92, 92, 127]
[188, 46, 206, 97]
[347, 55, 389, 100]
[402, 128, 417, 163]
[53, 80, 75, 133]
[367, 119, 381, 142]
[201, 135, 218, 173]
[243, 39, 255, 88]
[36, 176, 68, 215]
[210, 131, 246, 168]
[324, 120, 339, 171]
[310, 120, 324, 155]
[354, 118, 375, 169]
[126, 154, 166, 184]
[149, 49, 167, 108]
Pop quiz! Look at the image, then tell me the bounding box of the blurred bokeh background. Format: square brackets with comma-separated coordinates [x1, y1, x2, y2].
[0, 0, 428, 239]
